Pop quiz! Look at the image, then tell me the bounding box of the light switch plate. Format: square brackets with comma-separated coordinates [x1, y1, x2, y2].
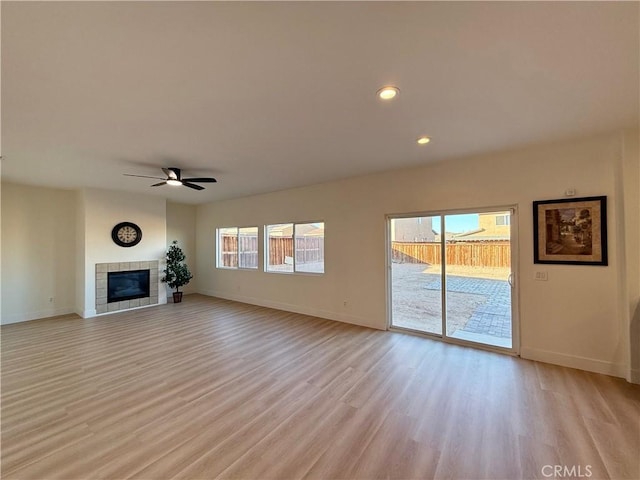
[534, 271, 548, 281]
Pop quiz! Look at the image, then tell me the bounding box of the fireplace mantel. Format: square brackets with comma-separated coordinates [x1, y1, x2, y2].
[96, 261, 159, 314]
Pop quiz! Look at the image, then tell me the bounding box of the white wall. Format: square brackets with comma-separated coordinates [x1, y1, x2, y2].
[78, 188, 167, 317]
[622, 129, 640, 382]
[0, 166, 3, 321]
[75, 189, 86, 315]
[197, 132, 633, 378]
[1, 183, 77, 324]
[1, 185, 181, 322]
[166, 201, 197, 296]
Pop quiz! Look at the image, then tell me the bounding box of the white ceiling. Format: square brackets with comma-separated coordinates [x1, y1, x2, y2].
[2, 1, 638, 205]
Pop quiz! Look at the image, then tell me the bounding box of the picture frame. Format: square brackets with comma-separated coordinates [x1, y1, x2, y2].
[533, 196, 607, 266]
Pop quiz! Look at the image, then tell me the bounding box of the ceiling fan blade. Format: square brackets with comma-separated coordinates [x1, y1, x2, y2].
[182, 182, 205, 191]
[124, 174, 165, 180]
[163, 167, 180, 180]
[182, 177, 217, 183]
[151, 181, 167, 187]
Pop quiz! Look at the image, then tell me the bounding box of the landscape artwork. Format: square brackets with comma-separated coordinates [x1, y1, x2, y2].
[533, 196, 607, 265]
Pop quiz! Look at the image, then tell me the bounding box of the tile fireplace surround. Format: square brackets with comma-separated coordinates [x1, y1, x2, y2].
[96, 261, 159, 314]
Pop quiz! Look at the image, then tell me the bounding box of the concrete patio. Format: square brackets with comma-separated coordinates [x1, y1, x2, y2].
[391, 263, 512, 348]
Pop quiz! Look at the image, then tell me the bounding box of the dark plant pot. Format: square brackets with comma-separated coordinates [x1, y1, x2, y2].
[173, 292, 183, 303]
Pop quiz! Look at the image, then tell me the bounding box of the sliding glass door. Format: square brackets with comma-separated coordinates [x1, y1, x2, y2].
[389, 208, 517, 352]
[389, 216, 443, 335]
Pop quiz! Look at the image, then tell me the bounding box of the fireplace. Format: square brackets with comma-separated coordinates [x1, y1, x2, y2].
[96, 261, 159, 314]
[107, 270, 150, 303]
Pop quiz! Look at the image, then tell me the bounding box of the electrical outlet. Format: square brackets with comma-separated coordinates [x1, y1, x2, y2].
[534, 271, 548, 281]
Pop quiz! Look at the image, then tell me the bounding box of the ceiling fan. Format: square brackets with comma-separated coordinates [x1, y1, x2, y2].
[124, 167, 217, 191]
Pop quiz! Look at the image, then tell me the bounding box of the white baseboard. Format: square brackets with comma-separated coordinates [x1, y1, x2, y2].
[520, 346, 627, 378]
[1, 306, 76, 325]
[79, 308, 97, 318]
[629, 368, 640, 384]
[199, 289, 382, 331]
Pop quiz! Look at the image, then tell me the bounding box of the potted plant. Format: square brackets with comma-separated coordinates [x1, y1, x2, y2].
[162, 240, 193, 303]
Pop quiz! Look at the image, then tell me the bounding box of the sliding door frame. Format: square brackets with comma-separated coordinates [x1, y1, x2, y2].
[386, 205, 520, 356]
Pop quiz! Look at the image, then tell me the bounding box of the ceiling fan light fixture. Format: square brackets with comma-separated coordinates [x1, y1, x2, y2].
[124, 167, 216, 190]
[417, 136, 431, 145]
[377, 85, 400, 100]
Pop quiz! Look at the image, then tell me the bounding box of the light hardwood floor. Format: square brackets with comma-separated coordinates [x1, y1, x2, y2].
[2, 295, 639, 479]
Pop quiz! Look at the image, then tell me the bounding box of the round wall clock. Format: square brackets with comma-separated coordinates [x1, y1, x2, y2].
[111, 222, 142, 247]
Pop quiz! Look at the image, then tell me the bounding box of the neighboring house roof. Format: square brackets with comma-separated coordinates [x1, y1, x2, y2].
[433, 232, 458, 242]
[304, 227, 325, 237]
[268, 223, 324, 237]
[452, 228, 509, 242]
[455, 228, 484, 237]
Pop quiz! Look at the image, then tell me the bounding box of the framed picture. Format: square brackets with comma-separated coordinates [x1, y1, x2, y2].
[533, 196, 607, 266]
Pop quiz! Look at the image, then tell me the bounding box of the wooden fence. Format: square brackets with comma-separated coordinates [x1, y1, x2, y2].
[220, 235, 324, 267]
[268, 237, 325, 265]
[219, 234, 259, 268]
[268, 238, 293, 266]
[392, 241, 511, 268]
[294, 237, 324, 265]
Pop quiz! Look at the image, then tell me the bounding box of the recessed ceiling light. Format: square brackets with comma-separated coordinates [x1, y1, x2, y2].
[417, 136, 431, 145]
[166, 179, 182, 186]
[377, 86, 400, 100]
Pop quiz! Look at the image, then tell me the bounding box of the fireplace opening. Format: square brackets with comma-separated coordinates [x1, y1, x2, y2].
[107, 270, 150, 303]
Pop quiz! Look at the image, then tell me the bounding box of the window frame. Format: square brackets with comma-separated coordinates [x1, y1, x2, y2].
[216, 226, 260, 270]
[265, 221, 325, 275]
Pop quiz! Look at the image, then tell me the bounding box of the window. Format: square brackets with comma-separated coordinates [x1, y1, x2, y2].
[496, 215, 510, 226]
[295, 222, 325, 273]
[217, 227, 259, 269]
[266, 222, 324, 274]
